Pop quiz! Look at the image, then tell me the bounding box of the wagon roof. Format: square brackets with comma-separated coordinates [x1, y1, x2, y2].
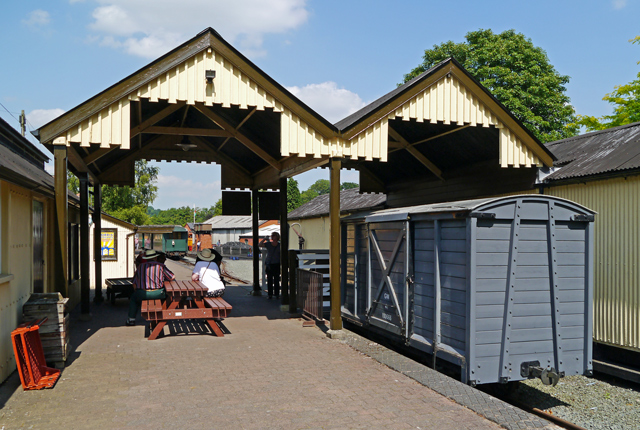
[342, 194, 595, 221]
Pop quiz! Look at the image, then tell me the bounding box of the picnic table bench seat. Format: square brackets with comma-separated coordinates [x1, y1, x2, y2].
[139, 280, 232, 340]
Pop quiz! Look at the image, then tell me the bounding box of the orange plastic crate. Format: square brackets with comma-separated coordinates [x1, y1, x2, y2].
[11, 318, 61, 390]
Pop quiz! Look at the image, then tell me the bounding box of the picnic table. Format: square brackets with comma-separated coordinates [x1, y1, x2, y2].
[105, 278, 134, 304]
[141, 280, 232, 340]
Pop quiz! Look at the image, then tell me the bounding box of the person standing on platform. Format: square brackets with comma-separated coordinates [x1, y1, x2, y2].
[126, 249, 175, 326]
[260, 232, 281, 299]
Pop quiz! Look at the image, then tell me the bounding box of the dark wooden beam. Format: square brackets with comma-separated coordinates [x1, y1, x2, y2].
[251, 189, 261, 295]
[279, 177, 289, 305]
[194, 104, 281, 170]
[83, 147, 119, 166]
[79, 173, 91, 316]
[388, 126, 443, 180]
[130, 102, 185, 139]
[67, 145, 100, 185]
[93, 183, 103, 303]
[143, 126, 232, 138]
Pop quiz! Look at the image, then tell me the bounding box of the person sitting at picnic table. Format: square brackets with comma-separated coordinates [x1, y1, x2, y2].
[191, 248, 225, 297]
[126, 248, 175, 326]
[260, 232, 281, 299]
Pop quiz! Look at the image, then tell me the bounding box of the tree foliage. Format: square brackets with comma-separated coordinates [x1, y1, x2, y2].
[578, 36, 640, 131]
[147, 202, 222, 226]
[307, 179, 330, 196]
[101, 160, 159, 225]
[404, 29, 578, 143]
[341, 182, 358, 190]
[287, 178, 301, 212]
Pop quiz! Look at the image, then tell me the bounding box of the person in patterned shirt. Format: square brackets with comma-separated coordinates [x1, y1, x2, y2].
[126, 249, 175, 326]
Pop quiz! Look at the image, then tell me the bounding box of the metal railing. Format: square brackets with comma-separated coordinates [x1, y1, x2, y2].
[296, 268, 324, 323]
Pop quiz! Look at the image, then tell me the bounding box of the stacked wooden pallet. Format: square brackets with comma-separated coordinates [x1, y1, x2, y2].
[22, 293, 70, 368]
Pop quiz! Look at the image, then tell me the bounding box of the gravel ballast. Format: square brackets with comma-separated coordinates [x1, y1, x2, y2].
[509, 374, 640, 430]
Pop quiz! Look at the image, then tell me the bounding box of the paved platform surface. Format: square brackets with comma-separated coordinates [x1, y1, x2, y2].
[0, 260, 551, 429]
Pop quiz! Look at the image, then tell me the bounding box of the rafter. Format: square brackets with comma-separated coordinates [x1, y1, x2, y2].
[388, 126, 443, 180]
[194, 104, 281, 170]
[67, 145, 100, 185]
[130, 103, 185, 139]
[83, 146, 119, 166]
[143, 126, 232, 138]
[219, 107, 257, 150]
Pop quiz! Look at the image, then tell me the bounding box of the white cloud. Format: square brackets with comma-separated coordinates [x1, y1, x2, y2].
[287, 82, 367, 124]
[612, 0, 627, 9]
[27, 108, 66, 129]
[22, 9, 51, 28]
[83, 0, 309, 58]
[154, 173, 221, 209]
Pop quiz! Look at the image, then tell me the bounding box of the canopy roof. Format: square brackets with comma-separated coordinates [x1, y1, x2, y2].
[34, 28, 553, 192]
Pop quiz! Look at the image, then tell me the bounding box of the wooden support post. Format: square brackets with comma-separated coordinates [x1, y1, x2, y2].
[79, 173, 91, 316]
[53, 140, 68, 297]
[329, 158, 342, 331]
[93, 182, 104, 303]
[288, 250, 297, 314]
[279, 177, 289, 305]
[251, 189, 261, 295]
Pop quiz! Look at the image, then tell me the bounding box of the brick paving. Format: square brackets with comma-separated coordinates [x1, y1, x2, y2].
[0, 260, 551, 429]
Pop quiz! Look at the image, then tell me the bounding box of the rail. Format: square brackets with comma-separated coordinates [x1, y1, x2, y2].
[296, 268, 324, 323]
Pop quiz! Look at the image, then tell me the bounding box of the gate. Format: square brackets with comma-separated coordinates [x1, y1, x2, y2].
[366, 221, 410, 336]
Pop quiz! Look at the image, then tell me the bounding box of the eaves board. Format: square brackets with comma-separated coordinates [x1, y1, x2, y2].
[35, 28, 338, 158]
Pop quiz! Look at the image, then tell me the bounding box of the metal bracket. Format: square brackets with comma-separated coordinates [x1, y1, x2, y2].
[470, 212, 496, 219]
[571, 214, 595, 222]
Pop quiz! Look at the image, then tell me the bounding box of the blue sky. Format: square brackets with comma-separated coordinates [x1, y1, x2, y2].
[1, 0, 639, 209]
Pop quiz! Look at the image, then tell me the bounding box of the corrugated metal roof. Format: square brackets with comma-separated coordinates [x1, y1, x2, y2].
[201, 215, 268, 229]
[287, 188, 386, 219]
[238, 224, 280, 238]
[0, 117, 55, 194]
[544, 121, 640, 182]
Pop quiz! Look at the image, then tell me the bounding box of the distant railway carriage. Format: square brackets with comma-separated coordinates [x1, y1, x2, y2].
[341, 195, 595, 386]
[138, 225, 189, 259]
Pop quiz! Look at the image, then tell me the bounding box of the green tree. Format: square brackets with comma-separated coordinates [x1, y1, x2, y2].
[341, 182, 358, 190]
[67, 171, 79, 195]
[212, 199, 222, 217]
[102, 160, 159, 224]
[578, 37, 640, 131]
[300, 189, 318, 206]
[404, 29, 578, 143]
[287, 178, 302, 212]
[307, 179, 330, 196]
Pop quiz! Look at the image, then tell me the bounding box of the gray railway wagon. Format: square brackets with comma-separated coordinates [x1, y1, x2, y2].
[341, 195, 595, 386]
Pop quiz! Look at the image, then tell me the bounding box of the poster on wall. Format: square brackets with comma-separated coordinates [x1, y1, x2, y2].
[101, 228, 118, 261]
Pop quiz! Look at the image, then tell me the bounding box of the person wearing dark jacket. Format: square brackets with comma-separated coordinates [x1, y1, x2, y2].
[260, 232, 281, 299]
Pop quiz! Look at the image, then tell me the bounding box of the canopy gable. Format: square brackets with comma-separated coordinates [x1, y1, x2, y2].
[333, 60, 553, 167]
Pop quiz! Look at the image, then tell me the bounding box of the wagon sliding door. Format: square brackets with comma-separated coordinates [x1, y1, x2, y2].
[366, 221, 409, 336]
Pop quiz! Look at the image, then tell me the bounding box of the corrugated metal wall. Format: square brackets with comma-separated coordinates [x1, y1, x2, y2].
[89, 218, 136, 286]
[543, 177, 640, 352]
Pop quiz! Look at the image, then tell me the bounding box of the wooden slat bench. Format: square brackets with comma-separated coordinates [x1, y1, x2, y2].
[140, 281, 232, 340]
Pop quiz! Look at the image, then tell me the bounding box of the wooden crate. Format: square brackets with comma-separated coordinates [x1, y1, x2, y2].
[23, 293, 70, 367]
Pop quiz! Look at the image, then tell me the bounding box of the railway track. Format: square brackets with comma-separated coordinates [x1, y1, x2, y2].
[176, 256, 251, 285]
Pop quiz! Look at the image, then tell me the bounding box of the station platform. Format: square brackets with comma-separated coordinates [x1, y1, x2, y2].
[0, 260, 556, 429]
